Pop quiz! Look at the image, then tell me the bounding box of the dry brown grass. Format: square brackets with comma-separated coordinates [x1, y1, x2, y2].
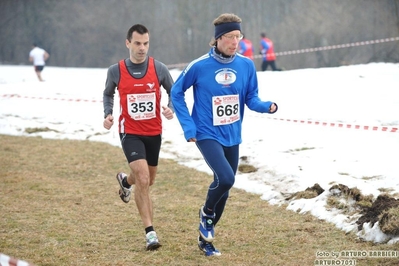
[1, 134, 399, 266]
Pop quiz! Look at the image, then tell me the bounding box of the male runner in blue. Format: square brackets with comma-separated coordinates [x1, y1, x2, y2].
[171, 13, 278, 256]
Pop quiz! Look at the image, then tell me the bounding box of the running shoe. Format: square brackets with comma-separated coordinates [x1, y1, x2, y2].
[115, 172, 132, 203]
[146, 231, 162, 251]
[199, 206, 215, 242]
[198, 236, 221, 256]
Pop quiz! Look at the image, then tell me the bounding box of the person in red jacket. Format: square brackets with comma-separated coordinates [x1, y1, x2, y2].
[260, 32, 281, 71]
[238, 34, 254, 60]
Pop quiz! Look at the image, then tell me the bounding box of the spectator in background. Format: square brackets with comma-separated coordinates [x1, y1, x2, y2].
[238, 33, 254, 60]
[29, 43, 50, 81]
[260, 33, 281, 71]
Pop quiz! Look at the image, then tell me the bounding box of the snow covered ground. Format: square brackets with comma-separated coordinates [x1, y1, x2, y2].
[1, 62, 398, 243]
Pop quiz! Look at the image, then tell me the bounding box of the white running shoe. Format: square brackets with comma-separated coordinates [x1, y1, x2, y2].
[115, 172, 132, 203]
[146, 231, 162, 251]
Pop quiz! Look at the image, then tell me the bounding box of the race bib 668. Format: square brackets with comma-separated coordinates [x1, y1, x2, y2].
[212, 94, 240, 126]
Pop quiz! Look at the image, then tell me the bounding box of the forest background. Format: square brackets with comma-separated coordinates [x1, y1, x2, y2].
[1, 0, 399, 71]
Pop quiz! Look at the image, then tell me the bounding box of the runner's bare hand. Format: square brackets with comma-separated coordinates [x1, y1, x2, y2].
[162, 106, 174, 120]
[103, 115, 114, 130]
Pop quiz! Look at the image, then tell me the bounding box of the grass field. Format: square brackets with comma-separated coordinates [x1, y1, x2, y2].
[1, 134, 398, 266]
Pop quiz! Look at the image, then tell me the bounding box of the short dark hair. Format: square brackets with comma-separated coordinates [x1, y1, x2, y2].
[126, 24, 149, 41]
[261, 33, 266, 38]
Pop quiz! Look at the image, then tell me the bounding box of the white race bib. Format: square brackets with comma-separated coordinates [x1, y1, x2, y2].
[126, 93, 156, 120]
[212, 94, 240, 126]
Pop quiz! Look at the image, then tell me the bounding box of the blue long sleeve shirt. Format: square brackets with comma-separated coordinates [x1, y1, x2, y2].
[171, 48, 274, 147]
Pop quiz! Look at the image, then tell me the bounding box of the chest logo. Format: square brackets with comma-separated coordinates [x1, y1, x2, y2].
[215, 69, 236, 85]
[146, 82, 156, 91]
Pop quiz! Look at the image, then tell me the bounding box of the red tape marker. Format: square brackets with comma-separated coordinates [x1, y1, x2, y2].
[1, 94, 102, 103]
[267, 117, 398, 133]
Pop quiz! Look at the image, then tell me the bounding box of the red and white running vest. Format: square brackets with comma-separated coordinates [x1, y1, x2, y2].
[117, 58, 161, 135]
[261, 38, 276, 61]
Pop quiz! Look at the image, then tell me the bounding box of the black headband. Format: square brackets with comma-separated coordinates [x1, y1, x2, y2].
[214, 22, 241, 39]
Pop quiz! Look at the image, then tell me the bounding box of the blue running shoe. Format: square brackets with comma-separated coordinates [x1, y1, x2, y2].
[199, 206, 215, 242]
[198, 236, 221, 256]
